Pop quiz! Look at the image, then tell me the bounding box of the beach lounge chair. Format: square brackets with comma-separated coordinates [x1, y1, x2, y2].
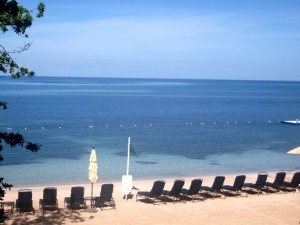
[64, 186, 87, 211]
[265, 172, 286, 193]
[39, 187, 59, 214]
[95, 184, 116, 210]
[163, 179, 185, 203]
[0, 208, 4, 223]
[16, 189, 35, 215]
[201, 176, 225, 199]
[282, 171, 300, 192]
[222, 175, 246, 197]
[181, 178, 203, 201]
[136, 180, 166, 203]
[244, 172, 268, 195]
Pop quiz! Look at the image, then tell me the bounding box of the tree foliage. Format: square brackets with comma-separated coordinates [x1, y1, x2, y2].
[0, 0, 45, 78]
[0, 0, 45, 202]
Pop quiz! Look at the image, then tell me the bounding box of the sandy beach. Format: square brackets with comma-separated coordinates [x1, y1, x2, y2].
[2, 172, 300, 225]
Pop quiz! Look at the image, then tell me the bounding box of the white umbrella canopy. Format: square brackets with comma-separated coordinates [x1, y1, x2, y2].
[287, 146, 300, 154]
[88, 147, 98, 210]
[89, 148, 98, 183]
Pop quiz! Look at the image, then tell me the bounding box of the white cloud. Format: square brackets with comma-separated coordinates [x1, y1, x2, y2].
[31, 14, 231, 56]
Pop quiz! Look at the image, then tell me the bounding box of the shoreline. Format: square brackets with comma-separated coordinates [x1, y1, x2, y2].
[9, 169, 298, 189]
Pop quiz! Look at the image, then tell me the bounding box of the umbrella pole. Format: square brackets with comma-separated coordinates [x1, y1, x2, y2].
[91, 182, 93, 209]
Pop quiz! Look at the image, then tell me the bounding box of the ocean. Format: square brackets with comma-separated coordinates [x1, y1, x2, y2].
[1, 77, 300, 187]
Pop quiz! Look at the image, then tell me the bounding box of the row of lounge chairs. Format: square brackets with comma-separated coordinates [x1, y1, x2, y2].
[3, 171, 300, 216]
[136, 171, 300, 204]
[12, 183, 115, 215]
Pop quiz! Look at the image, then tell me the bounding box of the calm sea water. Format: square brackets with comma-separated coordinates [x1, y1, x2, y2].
[1, 77, 300, 186]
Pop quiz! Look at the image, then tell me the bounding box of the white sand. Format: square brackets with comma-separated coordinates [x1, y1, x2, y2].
[2, 172, 300, 225]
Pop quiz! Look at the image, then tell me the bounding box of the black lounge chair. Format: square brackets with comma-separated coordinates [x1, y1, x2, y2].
[163, 179, 185, 203]
[64, 186, 87, 211]
[282, 171, 300, 192]
[265, 172, 286, 193]
[0, 208, 4, 223]
[223, 175, 246, 197]
[181, 178, 203, 201]
[201, 176, 225, 199]
[244, 172, 268, 195]
[95, 184, 116, 210]
[39, 187, 59, 214]
[136, 180, 166, 203]
[16, 189, 35, 215]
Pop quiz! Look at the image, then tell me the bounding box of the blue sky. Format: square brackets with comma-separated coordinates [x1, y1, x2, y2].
[4, 0, 300, 80]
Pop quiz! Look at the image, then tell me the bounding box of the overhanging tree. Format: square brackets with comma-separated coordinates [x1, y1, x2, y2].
[0, 0, 45, 201]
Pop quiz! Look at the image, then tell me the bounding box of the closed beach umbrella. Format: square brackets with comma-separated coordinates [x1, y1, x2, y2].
[88, 147, 98, 208]
[287, 146, 300, 154]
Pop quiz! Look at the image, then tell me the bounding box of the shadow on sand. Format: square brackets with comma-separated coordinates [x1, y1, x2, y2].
[6, 209, 94, 225]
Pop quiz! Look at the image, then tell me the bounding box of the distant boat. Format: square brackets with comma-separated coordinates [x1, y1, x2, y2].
[280, 120, 300, 125]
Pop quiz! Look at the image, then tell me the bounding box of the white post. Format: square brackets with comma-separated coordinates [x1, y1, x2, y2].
[126, 137, 130, 176]
[125, 137, 131, 200]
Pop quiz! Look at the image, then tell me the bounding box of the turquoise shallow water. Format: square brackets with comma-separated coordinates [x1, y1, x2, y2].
[0, 77, 300, 186]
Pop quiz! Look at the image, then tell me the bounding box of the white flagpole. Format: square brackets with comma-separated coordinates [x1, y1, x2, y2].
[125, 137, 130, 200]
[126, 137, 130, 176]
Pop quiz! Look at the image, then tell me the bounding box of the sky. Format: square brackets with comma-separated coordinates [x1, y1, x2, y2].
[4, 0, 300, 80]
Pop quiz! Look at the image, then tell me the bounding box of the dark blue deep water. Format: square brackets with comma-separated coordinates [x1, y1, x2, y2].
[1, 77, 300, 186]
